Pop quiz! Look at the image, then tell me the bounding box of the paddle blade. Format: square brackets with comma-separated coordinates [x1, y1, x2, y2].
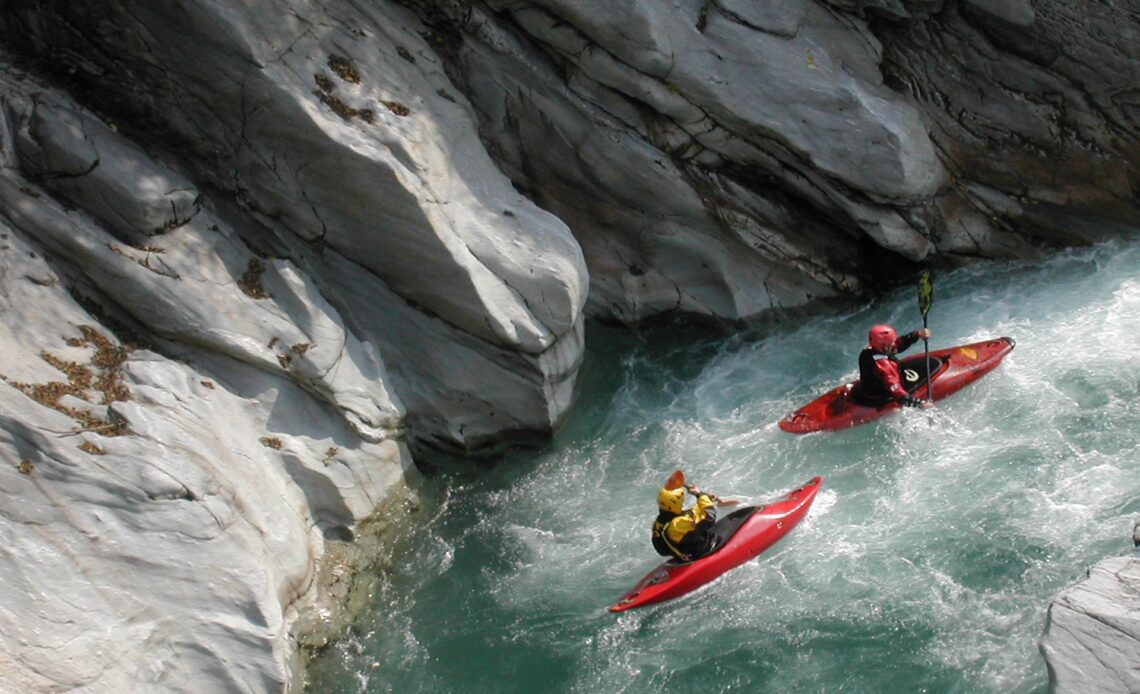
[665, 469, 685, 490]
[918, 270, 934, 318]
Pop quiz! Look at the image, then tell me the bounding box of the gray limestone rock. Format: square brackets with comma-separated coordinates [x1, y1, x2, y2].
[962, 0, 1035, 27]
[0, 214, 411, 690]
[1040, 556, 1140, 694]
[1, 0, 588, 449]
[14, 99, 200, 245]
[0, 0, 592, 684]
[0, 66, 415, 691]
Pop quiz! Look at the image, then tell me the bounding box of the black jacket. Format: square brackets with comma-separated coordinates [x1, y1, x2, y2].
[853, 331, 921, 405]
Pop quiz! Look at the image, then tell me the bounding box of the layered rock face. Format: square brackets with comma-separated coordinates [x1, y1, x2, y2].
[1039, 555, 1140, 694]
[0, 0, 588, 454]
[0, 0, 1137, 691]
[0, 0, 586, 689]
[0, 70, 415, 690]
[409, 0, 1138, 320]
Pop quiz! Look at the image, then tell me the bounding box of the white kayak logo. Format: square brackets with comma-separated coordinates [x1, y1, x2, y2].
[904, 368, 920, 382]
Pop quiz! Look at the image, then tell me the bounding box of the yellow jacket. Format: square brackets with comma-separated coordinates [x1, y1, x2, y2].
[664, 494, 717, 544]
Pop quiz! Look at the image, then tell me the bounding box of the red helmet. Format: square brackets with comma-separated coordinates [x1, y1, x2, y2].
[868, 324, 898, 352]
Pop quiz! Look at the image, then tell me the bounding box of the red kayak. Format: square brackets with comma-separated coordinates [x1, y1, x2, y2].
[779, 337, 1015, 434]
[609, 477, 822, 612]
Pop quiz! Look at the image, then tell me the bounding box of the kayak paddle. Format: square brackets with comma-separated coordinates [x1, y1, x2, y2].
[918, 270, 933, 401]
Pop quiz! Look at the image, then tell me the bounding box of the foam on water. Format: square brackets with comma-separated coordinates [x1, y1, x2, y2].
[305, 240, 1140, 693]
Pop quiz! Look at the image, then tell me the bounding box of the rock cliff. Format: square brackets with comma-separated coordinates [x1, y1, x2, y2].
[0, 0, 1136, 690]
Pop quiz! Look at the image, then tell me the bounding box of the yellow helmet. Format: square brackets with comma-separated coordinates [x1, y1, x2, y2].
[657, 486, 685, 514]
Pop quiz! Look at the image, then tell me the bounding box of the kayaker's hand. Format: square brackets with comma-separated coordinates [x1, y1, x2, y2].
[917, 328, 932, 339]
[719, 498, 742, 507]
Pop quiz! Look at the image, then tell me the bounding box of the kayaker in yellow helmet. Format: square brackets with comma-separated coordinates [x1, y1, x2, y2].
[652, 470, 738, 561]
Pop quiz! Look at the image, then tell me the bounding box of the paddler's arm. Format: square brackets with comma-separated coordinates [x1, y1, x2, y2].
[895, 328, 932, 353]
[688, 483, 740, 507]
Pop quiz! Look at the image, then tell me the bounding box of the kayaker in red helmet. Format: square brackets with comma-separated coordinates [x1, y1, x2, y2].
[852, 323, 933, 408]
[652, 470, 737, 561]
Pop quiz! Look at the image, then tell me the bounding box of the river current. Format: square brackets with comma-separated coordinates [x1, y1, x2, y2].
[306, 239, 1140, 693]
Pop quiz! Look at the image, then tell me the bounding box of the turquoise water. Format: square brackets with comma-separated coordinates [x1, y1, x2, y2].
[305, 239, 1140, 693]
